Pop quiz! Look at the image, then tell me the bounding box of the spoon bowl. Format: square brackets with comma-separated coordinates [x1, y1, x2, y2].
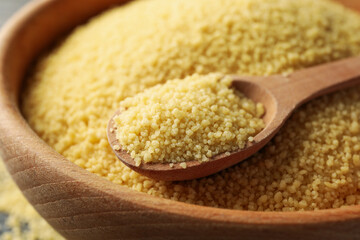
[107, 77, 279, 181]
[108, 56, 360, 181]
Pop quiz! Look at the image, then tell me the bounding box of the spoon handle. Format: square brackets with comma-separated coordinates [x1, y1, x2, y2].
[285, 56, 360, 107]
[249, 56, 360, 147]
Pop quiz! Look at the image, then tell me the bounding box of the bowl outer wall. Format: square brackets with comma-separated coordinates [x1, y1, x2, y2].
[0, 0, 360, 239]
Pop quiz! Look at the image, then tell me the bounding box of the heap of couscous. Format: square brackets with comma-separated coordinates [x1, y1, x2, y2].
[113, 74, 264, 167]
[21, 0, 360, 211]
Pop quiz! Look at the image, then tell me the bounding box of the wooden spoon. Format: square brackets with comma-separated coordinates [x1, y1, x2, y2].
[107, 56, 360, 181]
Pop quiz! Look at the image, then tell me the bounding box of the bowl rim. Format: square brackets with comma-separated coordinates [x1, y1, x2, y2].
[0, 0, 360, 228]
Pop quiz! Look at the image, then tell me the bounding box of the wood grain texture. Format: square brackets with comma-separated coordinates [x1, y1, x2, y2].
[0, 0, 360, 239]
[0, 0, 30, 234]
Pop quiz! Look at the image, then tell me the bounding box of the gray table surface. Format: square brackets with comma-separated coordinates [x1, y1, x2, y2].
[0, 0, 30, 27]
[0, 0, 31, 236]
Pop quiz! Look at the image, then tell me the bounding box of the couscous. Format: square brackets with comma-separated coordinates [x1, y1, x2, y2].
[113, 74, 264, 166]
[21, 0, 360, 211]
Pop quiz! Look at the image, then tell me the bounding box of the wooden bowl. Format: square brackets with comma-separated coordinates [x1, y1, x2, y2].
[0, 0, 360, 239]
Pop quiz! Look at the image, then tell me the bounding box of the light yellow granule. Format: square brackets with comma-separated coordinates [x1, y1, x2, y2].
[22, 0, 360, 211]
[113, 74, 264, 165]
[180, 163, 187, 169]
